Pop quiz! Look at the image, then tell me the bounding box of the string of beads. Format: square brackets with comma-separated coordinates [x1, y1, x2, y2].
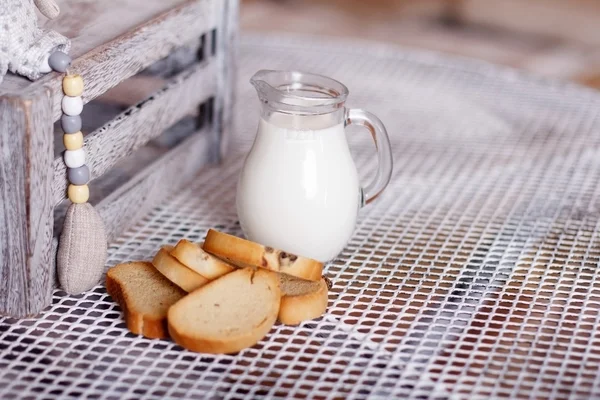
[49, 51, 91, 204]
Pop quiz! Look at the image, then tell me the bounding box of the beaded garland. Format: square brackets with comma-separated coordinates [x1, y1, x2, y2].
[49, 49, 108, 295]
[48, 51, 91, 203]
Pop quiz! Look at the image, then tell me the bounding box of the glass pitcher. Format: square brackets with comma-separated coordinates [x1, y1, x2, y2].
[236, 70, 393, 262]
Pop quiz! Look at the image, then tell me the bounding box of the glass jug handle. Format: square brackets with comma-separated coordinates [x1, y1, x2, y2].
[345, 109, 393, 206]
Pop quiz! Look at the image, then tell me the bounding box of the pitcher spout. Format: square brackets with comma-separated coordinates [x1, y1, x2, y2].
[249, 69, 277, 103]
[250, 69, 348, 115]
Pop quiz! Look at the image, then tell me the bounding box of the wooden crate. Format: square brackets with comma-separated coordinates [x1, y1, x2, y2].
[0, 0, 239, 317]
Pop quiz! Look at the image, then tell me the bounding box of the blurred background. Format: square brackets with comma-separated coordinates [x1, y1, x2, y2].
[241, 0, 600, 88]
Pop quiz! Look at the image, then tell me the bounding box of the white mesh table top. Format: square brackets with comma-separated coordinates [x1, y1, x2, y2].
[3, 33, 600, 399]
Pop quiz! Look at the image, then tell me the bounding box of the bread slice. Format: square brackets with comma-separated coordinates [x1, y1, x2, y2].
[168, 267, 281, 354]
[105, 261, 186, 339]
[170, 239, 235, 280]
[152, 246, 209, 292]
[278, 275, 330, 325]
[203, 229, 323, 281]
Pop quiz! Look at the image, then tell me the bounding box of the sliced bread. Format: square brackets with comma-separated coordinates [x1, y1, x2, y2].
[203, 229, 323, 281]
[152, 246, 209, 292]
[170, 239, 235, 280]
[278, 275, 330, 325]
[168, 267, 281, 354]
[105, 261, 186, 339]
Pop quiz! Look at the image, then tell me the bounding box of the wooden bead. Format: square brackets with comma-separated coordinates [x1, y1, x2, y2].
[64, 148, 86, 168]
[63, 75, 84, 97]
[48, 51, 72, 72]
[68, 165, 90, 185]
[62, 96, 83, 116]
[63, 131, 84, 150]
[68, 184, 89, 204]
[61, 114, 82, 134]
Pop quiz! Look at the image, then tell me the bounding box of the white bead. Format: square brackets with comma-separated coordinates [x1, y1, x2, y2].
[64, 149, 86, 168]
[39, 55, 51, 73]
[62, 96, 83, 116]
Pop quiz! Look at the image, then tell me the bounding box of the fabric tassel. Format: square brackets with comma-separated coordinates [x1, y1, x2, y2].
[57, 203, 107, 294]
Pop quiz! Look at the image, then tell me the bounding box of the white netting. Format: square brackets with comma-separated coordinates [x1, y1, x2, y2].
[2, 33, 600, 399]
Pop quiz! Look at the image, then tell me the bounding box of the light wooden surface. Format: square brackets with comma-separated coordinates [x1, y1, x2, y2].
[52, 61, 218, 206]
[0, 91, 54, 317]
[47, 0, 189, 58]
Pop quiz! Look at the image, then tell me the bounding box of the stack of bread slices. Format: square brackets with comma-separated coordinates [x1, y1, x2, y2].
[105, 229, 332, 354]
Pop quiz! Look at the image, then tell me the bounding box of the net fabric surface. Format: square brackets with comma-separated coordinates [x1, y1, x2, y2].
[3, 33, 600, 400]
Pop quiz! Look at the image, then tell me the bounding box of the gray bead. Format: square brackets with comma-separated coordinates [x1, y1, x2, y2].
[61, 114, 81, 133]
[48, 51, 71, 72]
[68, 165, 90, 185]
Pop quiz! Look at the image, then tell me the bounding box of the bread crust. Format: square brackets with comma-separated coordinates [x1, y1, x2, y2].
[278, 277, 329, 325]
[152, 247, 209, 292]
[106, 261, 186, 339]
[168, 314, 278, 354]
[203, 229, 323, 281]
[170, 239, 235, 280]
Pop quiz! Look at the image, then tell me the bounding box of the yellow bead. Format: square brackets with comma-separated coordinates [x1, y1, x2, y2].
[63, 74, 84, 97]
[63, 131, 84, 150]
[68, 184, 89, 204]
